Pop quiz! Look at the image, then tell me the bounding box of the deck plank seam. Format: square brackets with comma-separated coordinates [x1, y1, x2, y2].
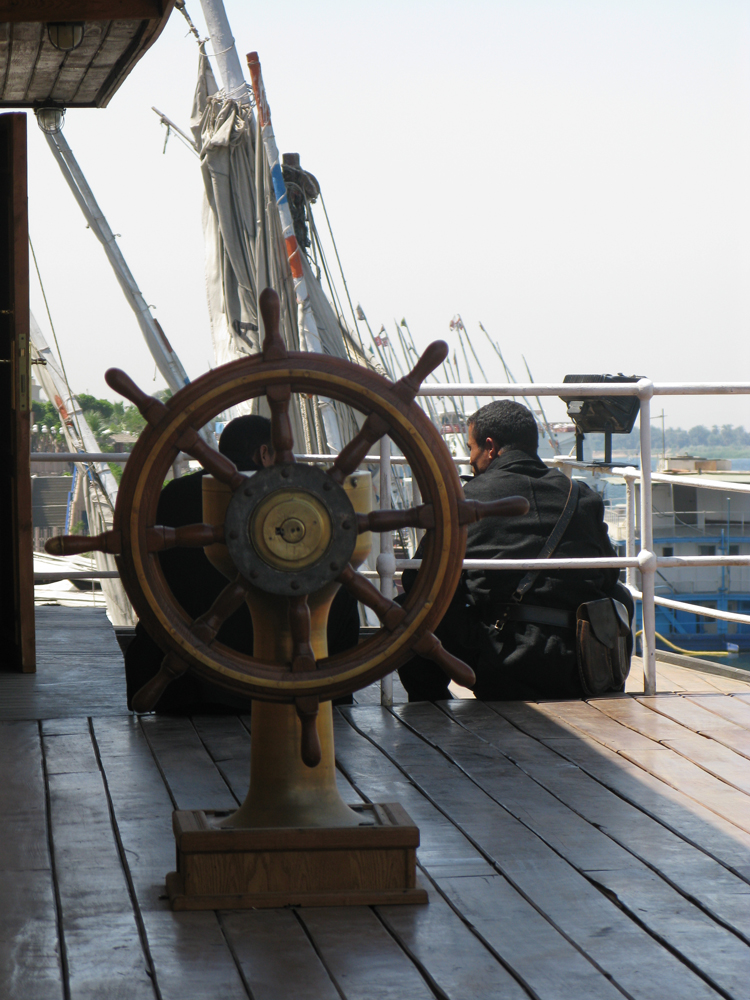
[332, 722, 541, 998]
[369, 901, 458, 1000]
[414, 863, 541, 1000]
[581, 874, 738, 1000]
[482, 701, 750, 886]
[586, 699, 750, 798]
[87, 718, 163, 1000]
[683, 694, 750, 732]
[433, 702, 750, 948]
[645, 695, 750, 763]
[38, 718, 71, 1000]
[214, 911, 259, 1000]
[137, 715, 178, 810]
[333, 738, 537, 999]
[390, 706, 745, 998]
[290, 907, 349, 1000]
[188, 716, 243, 807]
[340, 709, 638, 1000]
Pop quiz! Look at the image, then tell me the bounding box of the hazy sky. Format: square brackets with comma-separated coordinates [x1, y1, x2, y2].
[25, 0, 750, 429]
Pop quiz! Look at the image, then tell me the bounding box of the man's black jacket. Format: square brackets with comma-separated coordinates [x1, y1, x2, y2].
[400, 449, 628, 700]
[460, 449, 620, 614]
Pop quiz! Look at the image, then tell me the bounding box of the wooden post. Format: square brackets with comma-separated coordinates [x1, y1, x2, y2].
[0, 113, 35, 672]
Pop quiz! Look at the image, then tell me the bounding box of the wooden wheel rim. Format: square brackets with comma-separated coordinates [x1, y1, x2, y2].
[114, 352, 467, 702]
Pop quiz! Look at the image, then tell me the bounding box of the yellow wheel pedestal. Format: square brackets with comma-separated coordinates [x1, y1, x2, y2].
[166, 470, 427, 909]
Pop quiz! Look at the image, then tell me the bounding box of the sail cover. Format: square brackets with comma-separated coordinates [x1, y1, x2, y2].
[189, 49, 367, 453]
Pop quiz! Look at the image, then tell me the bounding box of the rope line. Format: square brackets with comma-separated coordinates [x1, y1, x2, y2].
[636, 629, 730, 657]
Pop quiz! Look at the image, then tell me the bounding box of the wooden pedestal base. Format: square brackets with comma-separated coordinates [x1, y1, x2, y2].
[166, 802, 428, 910]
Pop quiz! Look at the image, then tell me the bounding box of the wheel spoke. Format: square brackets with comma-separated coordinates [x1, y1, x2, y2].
[393, 341, 449, 405]
[131, 652, 189, 713]
[146, 523, 224, 552]
[260, 287, 287, 361]
[174, 429, 246, 489]
[106, 368, 246, 490]
[190, 577, 251, 646]
[356, 505, 435, 534]
[288, 595, 316, 672]
[295, 694, 322, 768]
[336, 564, 405, 630]
[327, 413, 389, 484]
[105, 369, 169, 426]
[458, 496, 530, 524]
[267, 383, 295, 465]
[45, 530, 121, 557]
[412, 631, 476, 688]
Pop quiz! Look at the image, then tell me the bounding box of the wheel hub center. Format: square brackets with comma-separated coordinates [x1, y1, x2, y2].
[278, 517, 306, 543]
[223, 463, 358, 596]
[252, 492, 330, 568]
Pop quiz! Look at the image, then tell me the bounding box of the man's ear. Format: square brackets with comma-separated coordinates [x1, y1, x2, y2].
[486, 437, 502, 460]
[259, 443, 275, 468]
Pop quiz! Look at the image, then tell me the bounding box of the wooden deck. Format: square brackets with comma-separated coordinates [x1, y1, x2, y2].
[4, 606, 750, 999]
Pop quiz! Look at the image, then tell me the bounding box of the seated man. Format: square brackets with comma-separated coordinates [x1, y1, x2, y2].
[399, 400, 632, 701]
[125, 415, 360, 713]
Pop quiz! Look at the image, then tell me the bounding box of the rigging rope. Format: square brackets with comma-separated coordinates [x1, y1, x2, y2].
[28, 236, 115, 513]
[635, 629, 730, 657]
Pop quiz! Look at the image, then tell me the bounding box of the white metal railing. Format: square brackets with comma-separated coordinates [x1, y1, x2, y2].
[34, 379, 750, 699]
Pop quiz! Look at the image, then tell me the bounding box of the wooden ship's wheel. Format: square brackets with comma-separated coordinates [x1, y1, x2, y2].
[48, 289, 527, 909]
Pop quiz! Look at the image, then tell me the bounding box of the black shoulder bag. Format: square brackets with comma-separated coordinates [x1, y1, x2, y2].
[494, 477, 631, 696]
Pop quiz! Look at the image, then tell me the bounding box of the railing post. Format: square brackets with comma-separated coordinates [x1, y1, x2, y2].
[637, 381, 656, 694]
[410, 471, 424, 547]
[378, 435, 395, 707]
[623, 467, 637, 588]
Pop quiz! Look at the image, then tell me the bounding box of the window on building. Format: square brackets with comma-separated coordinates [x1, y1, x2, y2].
[699, 545, 716, 556]
[662, 546, 674, 557]
[729, 544, 740, 555]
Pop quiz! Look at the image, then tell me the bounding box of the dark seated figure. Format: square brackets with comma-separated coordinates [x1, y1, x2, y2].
[125, 416, 360, 713]
[399, 400, 633, 702]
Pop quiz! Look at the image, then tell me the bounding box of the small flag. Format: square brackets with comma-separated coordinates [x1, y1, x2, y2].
[449, 315, 465, 332]
[400, 318, 408, 328]
[355, 304, 366, 321]
[374, 326, 389, 348]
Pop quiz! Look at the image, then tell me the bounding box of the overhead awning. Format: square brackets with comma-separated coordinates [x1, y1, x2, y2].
[0, 0, 174, 108]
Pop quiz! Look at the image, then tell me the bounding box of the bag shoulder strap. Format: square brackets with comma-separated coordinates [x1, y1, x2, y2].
[510, 477, 580, 604]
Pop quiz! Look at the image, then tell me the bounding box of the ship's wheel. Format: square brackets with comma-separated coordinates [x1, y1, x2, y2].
[47, 289, 527, 765]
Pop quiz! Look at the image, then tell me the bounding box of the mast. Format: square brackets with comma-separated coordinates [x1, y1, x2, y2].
[247, 50, 343, 452]
[197, 0, 250, 104]
[44, 130, 192, 398]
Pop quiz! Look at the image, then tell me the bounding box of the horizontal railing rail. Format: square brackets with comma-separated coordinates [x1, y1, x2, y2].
[34, 379, 750, 698]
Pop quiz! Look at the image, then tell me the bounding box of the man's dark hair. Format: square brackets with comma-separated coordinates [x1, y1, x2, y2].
[219, 415, 272, 470]
[468, 400, 538, 456]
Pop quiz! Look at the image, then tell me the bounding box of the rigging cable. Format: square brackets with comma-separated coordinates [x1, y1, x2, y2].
[28, 236, 115, 514]
[317, 190, 367, 355]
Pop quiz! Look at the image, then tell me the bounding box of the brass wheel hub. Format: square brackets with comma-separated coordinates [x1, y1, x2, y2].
[224, 463, 358, 596]
[251, 491, 331, 568]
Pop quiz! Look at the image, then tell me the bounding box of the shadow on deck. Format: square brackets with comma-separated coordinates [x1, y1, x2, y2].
[3, 606, 750, 999]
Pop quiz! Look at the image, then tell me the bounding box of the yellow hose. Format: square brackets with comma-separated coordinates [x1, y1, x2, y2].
[635, 629, 730, 657]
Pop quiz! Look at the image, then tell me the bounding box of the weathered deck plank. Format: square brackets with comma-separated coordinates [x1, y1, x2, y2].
[397, 701, 750, 997]
[441, 699, 750, 942]
[1, 607, 749, 1000]
[41, 722, 155, 1000]
[91, 717, 251, 1000]
[0, 721, 63, 1000]
[488, 701, 750, 877]
[636, 695, 750, 761]
[344, 706, 723, 1000]
[685, 693, 750, 731]
[591, 697, 750, 795]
